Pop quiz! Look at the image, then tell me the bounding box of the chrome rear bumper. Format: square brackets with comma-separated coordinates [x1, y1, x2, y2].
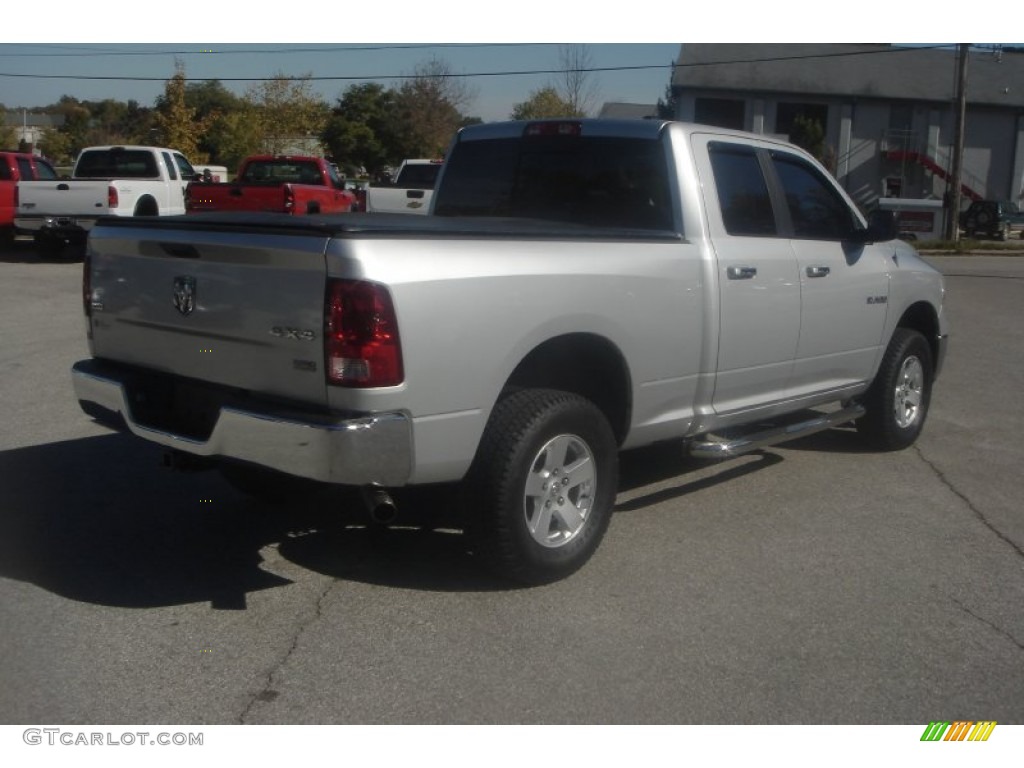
[71, 359, 413, 486]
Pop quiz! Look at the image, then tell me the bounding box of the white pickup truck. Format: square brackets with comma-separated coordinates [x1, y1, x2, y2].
[364, 158, 443, 214]
[71, 119, 948, 584]
[15, 145, 198, 253]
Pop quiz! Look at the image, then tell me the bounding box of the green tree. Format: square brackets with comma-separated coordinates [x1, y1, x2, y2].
[206, 108, 263, 172]
[321, 83, 397, 175]
[49, 96, 92, 159]
[184, 80, 247, 165]
[510, 87, 577, 120]
[153, 62, 214, 161]
[656, 82, 678, 120]
[244, 72, 329, 155]
[0, 121, 15, 149]
[790, 114, 825, 160]
[36, 128, 72, 165]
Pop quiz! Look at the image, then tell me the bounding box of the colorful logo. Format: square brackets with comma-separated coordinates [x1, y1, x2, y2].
[921, 721, 997, 742]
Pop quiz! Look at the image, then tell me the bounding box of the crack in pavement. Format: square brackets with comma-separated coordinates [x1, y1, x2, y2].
[914, 445, 1024, 560]
[952, 597, 1024, 651]
[237, 576, 339, 724]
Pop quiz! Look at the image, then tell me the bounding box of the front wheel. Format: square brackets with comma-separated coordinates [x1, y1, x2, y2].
[463, 389, 619, 585]
[857, 329, 933, 450]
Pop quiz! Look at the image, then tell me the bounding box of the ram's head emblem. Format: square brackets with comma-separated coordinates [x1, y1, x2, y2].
[173, 276, 196, 316]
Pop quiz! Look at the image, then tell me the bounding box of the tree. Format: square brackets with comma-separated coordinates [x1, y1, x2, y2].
[244, 72, 329, 155]
[510, 87, 578, 120]
[554, 44, 598, 117]
[153, 62, 215, 161]
[49, 96, 92, 160]
[206, 108, 263, 173]
[390, 58, 475, 159]
[0, 120, 15, 150]
[184, 80, 247, 165]
[321, 83, 397, 176]
[656, 82, 678, 120]
[790, 114, 825, 161]
[36, 127, 72, 165]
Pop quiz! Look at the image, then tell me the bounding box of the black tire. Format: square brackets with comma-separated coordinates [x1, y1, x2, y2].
[463, 389, 619, 585]
[857, 328, 933, 451]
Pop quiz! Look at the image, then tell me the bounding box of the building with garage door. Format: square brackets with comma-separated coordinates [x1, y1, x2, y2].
[667, 44, 1024, 217]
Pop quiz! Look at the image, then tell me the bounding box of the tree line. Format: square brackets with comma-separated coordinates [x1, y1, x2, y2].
[2, 48, 600, 178]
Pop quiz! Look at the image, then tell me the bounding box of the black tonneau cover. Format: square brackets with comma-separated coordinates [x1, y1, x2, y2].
[93, 211, 682, 242]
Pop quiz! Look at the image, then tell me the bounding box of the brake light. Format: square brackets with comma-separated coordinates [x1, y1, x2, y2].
[524, 121, 582, 137]
[108, 185, 118, 209]
[325, 279, 403, 388]
[284, 184, 294, 212]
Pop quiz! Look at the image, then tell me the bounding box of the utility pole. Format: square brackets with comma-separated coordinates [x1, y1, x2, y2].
[946, 44, 969, 241]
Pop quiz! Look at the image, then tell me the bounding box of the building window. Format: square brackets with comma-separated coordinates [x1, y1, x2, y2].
[695, 98, 745, 130]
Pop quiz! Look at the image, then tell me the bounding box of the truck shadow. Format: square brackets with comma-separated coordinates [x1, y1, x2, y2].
[0, 428, 846, 603]
[0, 237, 84, 264]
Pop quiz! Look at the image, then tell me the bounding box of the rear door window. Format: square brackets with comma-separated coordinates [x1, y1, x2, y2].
[435, 135, 674, 231]
[708, 142, 777, 237]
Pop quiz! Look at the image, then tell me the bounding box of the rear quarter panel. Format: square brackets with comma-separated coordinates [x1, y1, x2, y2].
[323, 234, 707, 483]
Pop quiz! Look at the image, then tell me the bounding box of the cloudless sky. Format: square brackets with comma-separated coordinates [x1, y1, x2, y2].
[0, 3, 1008, 122]
[0, 43, 681, 122]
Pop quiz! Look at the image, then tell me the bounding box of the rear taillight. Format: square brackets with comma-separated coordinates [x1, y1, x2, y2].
[284, 184, 295, 211]
[325, 279, 403, 388]
[107, 185, 118, 209]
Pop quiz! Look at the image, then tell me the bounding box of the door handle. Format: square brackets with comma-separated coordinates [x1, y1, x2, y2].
[727, 266, 757, 280]
[806, 266, 831, 278]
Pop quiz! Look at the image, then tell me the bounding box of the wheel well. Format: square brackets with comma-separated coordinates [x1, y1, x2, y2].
[504, 334, 631, 445]
[133, 196, 158, 216]
[897, 301, 940, 375]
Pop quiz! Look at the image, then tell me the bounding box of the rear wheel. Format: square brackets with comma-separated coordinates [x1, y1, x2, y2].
[857, 328, 933, 450]
[463, 389, 618, 585]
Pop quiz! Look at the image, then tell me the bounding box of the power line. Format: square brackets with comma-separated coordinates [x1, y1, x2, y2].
[0, 42, 557, 58]
[0, 44, 988, 91]
[0, 64, 672, 84]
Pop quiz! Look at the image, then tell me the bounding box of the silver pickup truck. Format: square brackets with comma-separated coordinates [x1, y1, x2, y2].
[72, 119, 948, 584]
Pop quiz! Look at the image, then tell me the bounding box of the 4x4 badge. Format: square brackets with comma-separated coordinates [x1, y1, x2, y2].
[173, 275, 196, 316]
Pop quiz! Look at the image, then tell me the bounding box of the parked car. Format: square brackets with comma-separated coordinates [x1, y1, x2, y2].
[72, 119, 947, 584]
[0, 150, 59, 243]
[15, 145, 198, 254]
[185, 155, 357, 215]
[365, 158, 443, 214]
[958, 199, 1024, 240]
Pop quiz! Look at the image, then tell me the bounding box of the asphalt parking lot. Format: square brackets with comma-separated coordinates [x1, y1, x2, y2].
[0, 237, 1022, 727]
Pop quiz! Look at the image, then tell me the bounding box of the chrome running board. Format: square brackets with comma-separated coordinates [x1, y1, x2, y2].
[689, 404, 866, 460]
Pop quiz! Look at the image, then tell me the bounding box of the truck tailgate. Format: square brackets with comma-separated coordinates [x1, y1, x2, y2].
[187, 183, 283, 213]
[87, 217, 330, 408]
[19, 180, 109, 217]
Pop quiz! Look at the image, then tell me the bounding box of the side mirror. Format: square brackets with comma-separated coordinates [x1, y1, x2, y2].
[851, 209, 898, 243]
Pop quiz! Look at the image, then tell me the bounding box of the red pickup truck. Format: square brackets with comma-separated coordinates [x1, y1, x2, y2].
[1, 150, 60, 242]
[185, 155, 357, 215]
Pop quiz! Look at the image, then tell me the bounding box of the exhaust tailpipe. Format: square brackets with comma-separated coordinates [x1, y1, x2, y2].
[361, 486, 398, 525]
